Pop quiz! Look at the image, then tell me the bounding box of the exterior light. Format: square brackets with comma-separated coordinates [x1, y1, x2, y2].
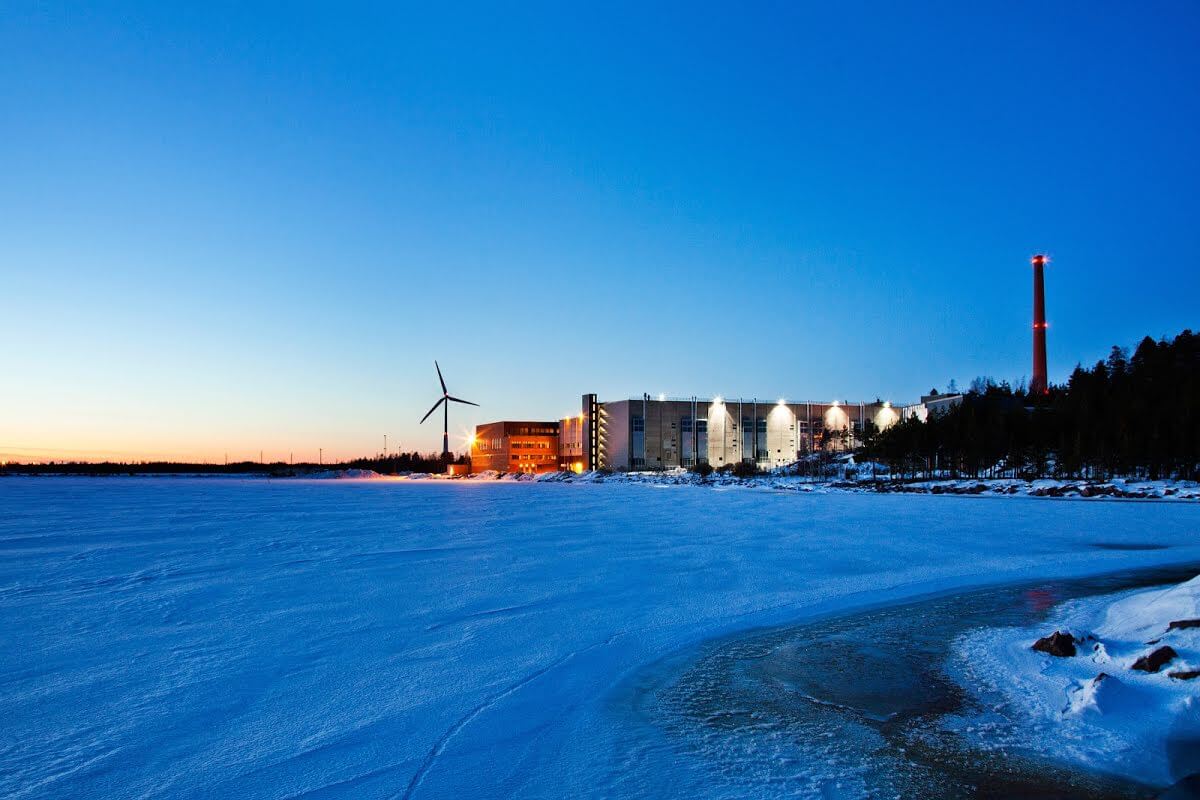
[883, 401, 891, 409]
[777, 398, 786, 406]
[658, 393, 665, 401]
[713, 396, 723, 404]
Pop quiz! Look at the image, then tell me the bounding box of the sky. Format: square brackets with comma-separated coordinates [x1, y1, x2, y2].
[2, 2, 1198, 463]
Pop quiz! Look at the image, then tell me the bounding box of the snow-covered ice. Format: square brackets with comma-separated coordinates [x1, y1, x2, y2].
[1, 476, 1199, 798]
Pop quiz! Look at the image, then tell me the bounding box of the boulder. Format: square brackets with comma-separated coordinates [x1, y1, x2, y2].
[1168, 670, 1200, 681]
[1032, 631, 1077, 657]
[1168, 619, 1200, 632]
[1131, 645, 1178, 673]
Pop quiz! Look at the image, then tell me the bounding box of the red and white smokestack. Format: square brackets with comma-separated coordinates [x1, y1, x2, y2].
[1030, 254, 1049, 395]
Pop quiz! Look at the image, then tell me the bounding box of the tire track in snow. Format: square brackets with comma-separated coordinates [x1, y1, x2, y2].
[400, 634, 622, 800]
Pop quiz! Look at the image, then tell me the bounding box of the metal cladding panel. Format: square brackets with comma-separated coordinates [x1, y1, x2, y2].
[599, 400, 630, 471]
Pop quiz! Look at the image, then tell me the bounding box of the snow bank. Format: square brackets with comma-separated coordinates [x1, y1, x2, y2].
[1099, 575, 1200, 642]
[949, 575, 1200, 787]
[302, 468, 384, 480]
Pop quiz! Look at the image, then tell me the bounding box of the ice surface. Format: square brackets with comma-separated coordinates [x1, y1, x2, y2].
[1, 477, 1199, 799]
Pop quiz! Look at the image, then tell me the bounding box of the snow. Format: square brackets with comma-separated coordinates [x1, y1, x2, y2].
[470, 469, 1200, 500]
[2, 476, 1199, 799]
[305, 468, 385, 479]
[948, 575, 1200, 786]
[1099, 574, 1200, 641]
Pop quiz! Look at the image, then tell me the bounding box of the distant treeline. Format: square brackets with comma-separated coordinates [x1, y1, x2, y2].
[863, 329, 1200, 481]
[1, 451, 468, 476]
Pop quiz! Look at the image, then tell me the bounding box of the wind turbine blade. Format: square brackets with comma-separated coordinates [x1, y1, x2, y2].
[419, 397, 445, 423]
[446, 396, 479, 407]
[435, 361, 447, 395]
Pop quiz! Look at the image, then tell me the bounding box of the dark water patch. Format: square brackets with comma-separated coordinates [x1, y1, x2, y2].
[644, 564, 1200, 799]
[1091, 542, 1171, 551]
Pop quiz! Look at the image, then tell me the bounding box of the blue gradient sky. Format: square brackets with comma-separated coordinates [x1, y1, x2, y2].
[3, 3, 1198, 462]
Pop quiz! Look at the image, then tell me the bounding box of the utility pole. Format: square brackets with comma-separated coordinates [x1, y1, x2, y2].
[319, 448, 323, 465]
[384, 434, 387, 458]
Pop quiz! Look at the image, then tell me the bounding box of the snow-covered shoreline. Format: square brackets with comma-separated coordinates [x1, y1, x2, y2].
[460, 468, 1200, 501]
[948, 575, 1200, 788]
[9, 467, 1199, 501]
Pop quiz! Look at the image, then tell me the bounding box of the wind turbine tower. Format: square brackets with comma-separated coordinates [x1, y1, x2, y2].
[420, 361, 479, 460]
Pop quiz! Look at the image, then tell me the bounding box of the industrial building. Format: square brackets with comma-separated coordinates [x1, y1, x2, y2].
[595, 395, 900, 471]
[466, 255, 1043, 475]
[470, 421, 561, 474]
[471, 393, 912, 474]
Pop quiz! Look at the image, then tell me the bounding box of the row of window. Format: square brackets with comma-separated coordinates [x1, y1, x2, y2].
[629, 413, 863, 466]
[630, 418, 862, 435]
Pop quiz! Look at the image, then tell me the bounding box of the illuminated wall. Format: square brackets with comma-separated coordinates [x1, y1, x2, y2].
[558, 414, 585, 473]
[470, 420, 560, 474]
[597, 397, 897, 471]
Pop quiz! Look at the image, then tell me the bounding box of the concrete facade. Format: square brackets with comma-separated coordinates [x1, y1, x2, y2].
[596, 396, 901, 471]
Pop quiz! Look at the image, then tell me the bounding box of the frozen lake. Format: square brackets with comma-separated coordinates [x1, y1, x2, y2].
[2, 477, 1198, 799]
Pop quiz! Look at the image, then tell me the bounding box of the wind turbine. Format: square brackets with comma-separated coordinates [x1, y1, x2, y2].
[420, 361, 479, 460]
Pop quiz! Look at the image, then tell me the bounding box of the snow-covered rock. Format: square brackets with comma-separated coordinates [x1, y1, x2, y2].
[1063, 672, 1139, 717]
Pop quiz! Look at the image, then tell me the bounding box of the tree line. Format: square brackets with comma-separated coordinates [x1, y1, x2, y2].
[0, 451, 466, 476]
[862, 329, 1200, 481]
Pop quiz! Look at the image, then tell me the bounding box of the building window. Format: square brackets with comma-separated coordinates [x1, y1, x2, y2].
[756, 417, 768, 461]
[696, 418, 708, 465]
[681, 416, 693, 466]
[632, 415, 645, 466]
[742, 416, 754, 462]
